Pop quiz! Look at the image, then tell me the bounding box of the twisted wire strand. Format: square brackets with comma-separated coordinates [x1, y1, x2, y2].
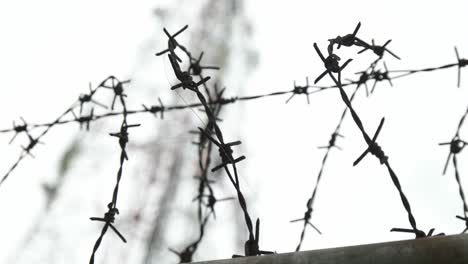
[88, 78, 139, 264]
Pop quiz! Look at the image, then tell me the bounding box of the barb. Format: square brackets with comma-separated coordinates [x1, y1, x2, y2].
[358, 39, 401, 60]
[286, 77, 322, 104]
[328, 22, 369, 52]
[71, 108, 95, 131]
[99, 76, 130, 110]
[455, 46, 468, 87]
[313, 43, 352, 84]
[142, 97, 165, 119]
[76, 82, 107, 115]
[7, 117, 29, 144]
[390, 227, 444, 238]
[189, 51, 220, 76]
[369, 62, 393, 94]
[155, 25, 189, 62]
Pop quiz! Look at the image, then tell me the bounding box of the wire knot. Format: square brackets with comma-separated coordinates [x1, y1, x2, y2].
[189, 51, 220, 76]
[369, 141, 388, 164]
[168, 54, 211, 91]
[233, 219, 275, 258]
[313, 43, 352, 84]
[450, 138, 466, 154]
[89, 203, 127, 243]
[103, 205, 119, 223]
[354, 118, 387, 166]
[439, 136, 467, 174]
[142, 97, 165, 119]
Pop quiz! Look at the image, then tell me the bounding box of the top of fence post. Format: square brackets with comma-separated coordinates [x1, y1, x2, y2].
[193, 234, 468, 264]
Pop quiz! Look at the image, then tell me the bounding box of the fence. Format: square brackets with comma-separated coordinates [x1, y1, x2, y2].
[1, 22, 468, 263]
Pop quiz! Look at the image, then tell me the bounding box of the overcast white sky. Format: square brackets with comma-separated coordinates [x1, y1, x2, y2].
[1, 0, 468, 263]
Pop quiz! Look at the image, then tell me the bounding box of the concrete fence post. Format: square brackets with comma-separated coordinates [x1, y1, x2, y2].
[194, 234, 468, 264]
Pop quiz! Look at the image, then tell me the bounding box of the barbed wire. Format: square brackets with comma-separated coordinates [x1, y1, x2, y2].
[312, 31, 445, 238]
[88, 77, 140, 264]
[2, 38, 467, 189]
[1, 21, 468, 262]
[439, 103, 468, 233]
[156, 25, 276, 258]
[293, 22, 399, 250]
[168, 47, 234, 263]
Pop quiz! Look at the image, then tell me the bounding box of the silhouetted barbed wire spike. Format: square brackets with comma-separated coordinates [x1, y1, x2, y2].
[203, 194, 235, 219]
[455, 46, 468, 87]
[371, 62, 393, 94]
[318, 132, 344, 150]
[290, 209, 322, 235]
[353, 117, 388, 166]
[456, 215, 468, 233]
[286, 77, 311, 104]
[21, 132, 43, 158]
[168, 54, 211, 91]
[155, 25, 189, 62]
[329, 22, 369, 50]
[233, 219, 275, 258]
[197, 127, 246, 172]
[109, 80, 129, 110]
[358, 39, 401, 60]
[390, 227, 444, 238]
[347, 71, 371, 97]
[90, 203, 127, 243]
[169, 246, 195, 263]
[313, 43, 352, 84]
[78, 82, 107, 115]
[142, 97, 165, 119]
[109, 123, 141, 160]
[439, 137, 467, 175]
[9, 117, 28, 144]
[189, 52, 220, 76]
[71, 108, 94, 131]
[100, 76, 130, 110]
